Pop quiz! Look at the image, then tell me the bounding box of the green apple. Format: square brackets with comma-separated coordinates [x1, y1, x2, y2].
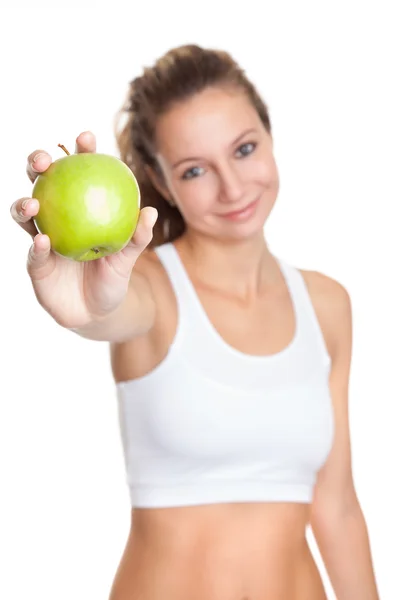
[32, 146, 140, 261]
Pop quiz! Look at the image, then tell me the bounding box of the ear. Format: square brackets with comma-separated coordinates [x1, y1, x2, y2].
[144, 165, 175, 206]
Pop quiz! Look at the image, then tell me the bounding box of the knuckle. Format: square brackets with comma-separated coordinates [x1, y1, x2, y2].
[135, 235, 145, 249]
[10, 202, 22, 222]
[26, 152, 50, 181]
[27, 149, 47, 164]
[26, 165, 36, 183]
[14, 201, 26, 221]
[140, 229, 152, 248]
[26, 248, 35, 269]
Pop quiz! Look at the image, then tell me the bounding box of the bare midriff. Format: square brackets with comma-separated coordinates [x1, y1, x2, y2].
[109, 502, 327, 600]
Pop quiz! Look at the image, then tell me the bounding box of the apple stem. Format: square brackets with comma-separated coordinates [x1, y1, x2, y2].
[58, 144, 70, 156]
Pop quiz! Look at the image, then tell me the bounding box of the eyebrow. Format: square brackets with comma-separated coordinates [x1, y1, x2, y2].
[171, 127, 258, 170]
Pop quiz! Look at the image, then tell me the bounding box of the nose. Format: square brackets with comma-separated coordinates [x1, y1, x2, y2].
[217, 161, 245, 204]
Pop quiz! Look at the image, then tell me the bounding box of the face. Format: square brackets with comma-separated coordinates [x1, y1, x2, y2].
[153, 86, 280, 242]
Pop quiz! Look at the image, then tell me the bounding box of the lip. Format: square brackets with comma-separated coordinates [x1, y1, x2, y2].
[218, 197, 260, 221]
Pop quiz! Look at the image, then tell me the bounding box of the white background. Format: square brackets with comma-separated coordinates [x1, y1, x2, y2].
[1, 1, 399, 598]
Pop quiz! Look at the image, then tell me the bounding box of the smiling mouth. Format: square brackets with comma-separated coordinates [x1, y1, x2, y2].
[218, 197, 260, 219]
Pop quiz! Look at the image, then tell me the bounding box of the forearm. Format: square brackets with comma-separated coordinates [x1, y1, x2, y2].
[312, 505, 380, 599]
[69, 275, 155, 343]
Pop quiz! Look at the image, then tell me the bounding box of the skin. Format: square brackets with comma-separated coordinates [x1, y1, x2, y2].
[12, 87, 379, 599]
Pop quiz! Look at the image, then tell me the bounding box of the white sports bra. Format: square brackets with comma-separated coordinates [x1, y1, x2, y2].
[116, 242, 335, 508]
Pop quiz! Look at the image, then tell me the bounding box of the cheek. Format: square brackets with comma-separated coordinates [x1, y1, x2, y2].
[175, 177, 219, 218]
[253, 156, 279, 187]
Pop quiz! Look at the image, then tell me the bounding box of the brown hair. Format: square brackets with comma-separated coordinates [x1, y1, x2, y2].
[114, 44, 272, 247]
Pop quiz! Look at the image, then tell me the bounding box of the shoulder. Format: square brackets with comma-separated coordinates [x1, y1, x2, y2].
[129, 241, 168, 283]
[131, 246, 178, 322]
[300, 268, 351, 313]
[299, 268, 352, 358]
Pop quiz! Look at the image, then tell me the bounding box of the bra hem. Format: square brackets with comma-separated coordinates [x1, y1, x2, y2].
[127, 481, 314, 508]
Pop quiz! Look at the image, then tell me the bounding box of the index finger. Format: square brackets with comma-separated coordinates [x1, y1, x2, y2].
[26, 151, 52, 184]
[26, 131, 97, 184]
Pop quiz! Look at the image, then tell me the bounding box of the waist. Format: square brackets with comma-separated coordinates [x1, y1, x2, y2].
[110, 503, 326, 600]
[129, 500, 310, 549]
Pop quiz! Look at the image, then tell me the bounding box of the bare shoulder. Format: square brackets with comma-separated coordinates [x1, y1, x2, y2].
[133, 247, 162, 275]
[299, 268, 352, 356]
[132, 247, 170, 291]
[131, 246, 177, 325]
[300, 269, 351, 312]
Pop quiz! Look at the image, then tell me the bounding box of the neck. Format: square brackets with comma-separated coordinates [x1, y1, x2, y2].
[175, 229, 279, 299]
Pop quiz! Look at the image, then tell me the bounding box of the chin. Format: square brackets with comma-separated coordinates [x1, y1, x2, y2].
[220, 222, 266, 243]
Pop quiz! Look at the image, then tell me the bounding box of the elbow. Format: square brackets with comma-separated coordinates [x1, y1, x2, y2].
[311, 491, 363, 536]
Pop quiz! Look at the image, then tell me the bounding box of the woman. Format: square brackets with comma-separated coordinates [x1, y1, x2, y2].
[11, 45, 379, 599]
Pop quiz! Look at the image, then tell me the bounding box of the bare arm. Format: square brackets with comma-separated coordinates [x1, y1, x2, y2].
[308, 274, 380, 599]
[11, 132, 158, 344]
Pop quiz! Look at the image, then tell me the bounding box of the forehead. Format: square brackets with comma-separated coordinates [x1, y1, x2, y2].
[154, 87, 261, 159]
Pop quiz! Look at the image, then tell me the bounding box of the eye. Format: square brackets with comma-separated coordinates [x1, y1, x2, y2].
[181, 166, 204, 181]
[235, 142, 257, 157]
[180, 142, 257, 180]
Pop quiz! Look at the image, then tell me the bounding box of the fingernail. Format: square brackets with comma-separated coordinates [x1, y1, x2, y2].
[22, 198, 30, 209]
[31, 153, 46, 171]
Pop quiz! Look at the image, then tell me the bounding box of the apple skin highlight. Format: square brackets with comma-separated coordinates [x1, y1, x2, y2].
[32, 149, 141, 261]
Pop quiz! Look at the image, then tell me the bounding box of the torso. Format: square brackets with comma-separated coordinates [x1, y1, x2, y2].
[109, 504, 326, 600]
[108, 238, 336, 600]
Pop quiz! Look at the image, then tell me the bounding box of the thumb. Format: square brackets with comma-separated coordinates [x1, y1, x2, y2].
[131, 206, 158, 250]
[107, 207, 158, 278]
[121, 206, 158, 261]
[26, 234, 56, 280]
